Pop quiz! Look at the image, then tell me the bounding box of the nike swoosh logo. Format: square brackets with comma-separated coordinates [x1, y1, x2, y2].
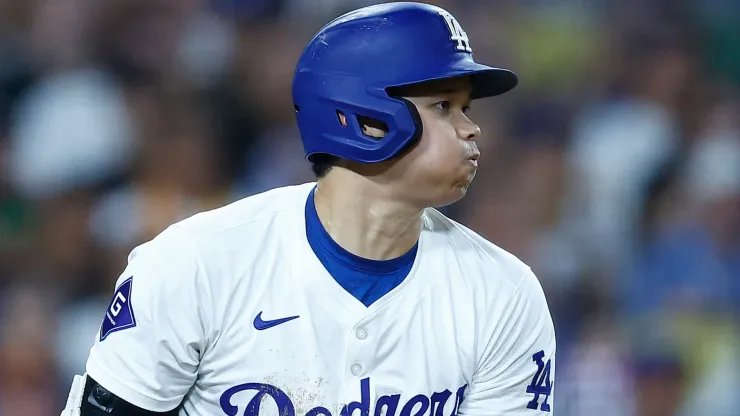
[253, 312, 300, 330]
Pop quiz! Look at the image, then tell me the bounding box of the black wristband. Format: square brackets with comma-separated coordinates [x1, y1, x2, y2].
[80, 376, 179, 416]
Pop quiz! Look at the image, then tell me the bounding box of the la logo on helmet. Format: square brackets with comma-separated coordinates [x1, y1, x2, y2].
[438, 11, 472, 53]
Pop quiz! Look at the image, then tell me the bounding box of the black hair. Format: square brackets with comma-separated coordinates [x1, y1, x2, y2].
[311, 154, 340, 178]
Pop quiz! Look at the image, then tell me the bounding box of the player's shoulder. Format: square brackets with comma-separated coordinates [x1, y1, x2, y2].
[124, 183, 314, 274]
[171, 182, 315, 241]
[422, 207, 537, 292]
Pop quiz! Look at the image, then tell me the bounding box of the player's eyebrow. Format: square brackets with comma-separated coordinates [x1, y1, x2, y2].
[423, 87, 474, 102]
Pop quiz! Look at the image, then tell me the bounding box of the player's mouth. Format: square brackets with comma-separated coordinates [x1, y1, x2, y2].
[466, 152, 480, 167]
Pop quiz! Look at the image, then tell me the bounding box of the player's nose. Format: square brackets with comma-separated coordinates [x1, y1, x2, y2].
[457, 118, 481, 141]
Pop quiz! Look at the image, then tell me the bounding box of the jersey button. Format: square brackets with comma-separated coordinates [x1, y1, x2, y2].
[356, 329, 368, 340]
[351, 363, 363, 376]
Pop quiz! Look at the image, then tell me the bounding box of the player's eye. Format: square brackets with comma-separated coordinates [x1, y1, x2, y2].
[435, 101, 451, 112]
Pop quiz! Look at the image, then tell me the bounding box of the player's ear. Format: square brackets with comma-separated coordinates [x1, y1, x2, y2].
[358, 115, 388, 139]
[336, 110, 388, 139]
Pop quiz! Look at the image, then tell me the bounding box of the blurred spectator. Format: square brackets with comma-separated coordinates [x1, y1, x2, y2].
[564, 30, 694, 276]
[625, 103, 740, 317]
[7, 69, 133, 200]
[0, 284, 60, 416]
[90, 91, 230, 266]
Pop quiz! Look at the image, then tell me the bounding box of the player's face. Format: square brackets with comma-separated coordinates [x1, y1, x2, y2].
[391, 77, 482, 207]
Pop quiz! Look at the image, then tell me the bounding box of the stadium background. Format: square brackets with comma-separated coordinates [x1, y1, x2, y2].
[1, 0, 739, 414]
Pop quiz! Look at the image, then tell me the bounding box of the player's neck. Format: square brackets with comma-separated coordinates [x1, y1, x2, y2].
[314, 173, 422, 261]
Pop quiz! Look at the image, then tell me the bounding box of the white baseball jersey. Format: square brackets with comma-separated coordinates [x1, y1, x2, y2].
[85, 182, 556, 416]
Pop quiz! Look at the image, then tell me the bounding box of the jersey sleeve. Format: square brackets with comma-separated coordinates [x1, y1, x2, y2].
[85, 225, 210, 412]
[459, 267, 556, 415]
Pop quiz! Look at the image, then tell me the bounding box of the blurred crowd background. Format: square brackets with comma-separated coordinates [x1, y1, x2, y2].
[0, 0, 739, 415]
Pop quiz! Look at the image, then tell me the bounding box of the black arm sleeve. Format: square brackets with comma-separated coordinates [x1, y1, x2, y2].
[80, 376, 180, 416]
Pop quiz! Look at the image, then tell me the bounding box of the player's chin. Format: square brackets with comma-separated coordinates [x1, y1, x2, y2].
[434, 173, 476, 207]
[458, 168, 478, 192]
[457, 163, 477, 188]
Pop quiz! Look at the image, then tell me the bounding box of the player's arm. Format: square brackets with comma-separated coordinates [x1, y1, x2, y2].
[60, 226, 211, 415]
[459, 267, 556, 415]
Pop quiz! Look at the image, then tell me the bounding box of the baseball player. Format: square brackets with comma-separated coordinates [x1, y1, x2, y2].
[62, 3, 555, 415]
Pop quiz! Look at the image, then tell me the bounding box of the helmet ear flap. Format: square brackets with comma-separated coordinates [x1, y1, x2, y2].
[389, 96, 424, 156]
[294, 72, 423, 163]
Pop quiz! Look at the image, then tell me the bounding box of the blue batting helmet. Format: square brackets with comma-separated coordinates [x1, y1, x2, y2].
[292, 2, 518, 164]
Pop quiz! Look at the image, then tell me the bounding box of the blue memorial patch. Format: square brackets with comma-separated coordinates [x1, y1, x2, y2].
[100, 277, 136, 341]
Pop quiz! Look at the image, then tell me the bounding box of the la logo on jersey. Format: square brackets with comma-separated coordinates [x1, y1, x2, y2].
[100, 277, 137, 341]
[438, 11, 472, 53]
[526, 350, 553, 412]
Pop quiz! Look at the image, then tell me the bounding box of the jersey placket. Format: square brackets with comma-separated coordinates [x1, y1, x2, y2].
[342, 319, 378, 415]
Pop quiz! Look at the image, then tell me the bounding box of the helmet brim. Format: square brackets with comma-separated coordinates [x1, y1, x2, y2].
[467, 66, 519, 99]
[387, 63, 518, 100]
[446, 62, 519, 99]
